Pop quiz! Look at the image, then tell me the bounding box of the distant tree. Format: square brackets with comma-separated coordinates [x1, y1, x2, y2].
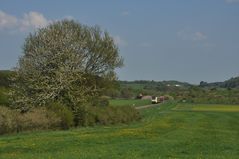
[224, 77, 239, 88]
[121, 87, 134, 99]
[0, 70, 14, 88]
[11, 20, 123, 113]
[199, 81, 208, 87]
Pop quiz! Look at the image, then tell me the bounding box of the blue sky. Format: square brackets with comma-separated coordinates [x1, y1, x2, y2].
[0, 0, 239, 84]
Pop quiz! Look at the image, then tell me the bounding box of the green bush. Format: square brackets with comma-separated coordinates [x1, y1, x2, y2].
[1, 103, 141, 135]
[0, 70, 13, 88]
[0, 106, 61, 135]
[0, 106, 17, 134]
[98, 96, 110, 107]
[48, 102, 74, 129]
[82, 105, 141, 126]
[16, 108, 61, 132]
[91, 96, 110, 107]
[0, 87, 10, 106]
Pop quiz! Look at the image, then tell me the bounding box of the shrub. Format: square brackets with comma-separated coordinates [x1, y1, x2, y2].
[16, 108, 61, 132]
[0, 106, 61, 135]
[0, 87, 10, 106]
[80, 105, 141, 126]
[0, 70, 13, 88]
[91, 96, 110, 107]
[48, 102, 74, 129]
[98, 96, 110, 107]
[0, 106, 17, 134]
[164, 95, 174, 100]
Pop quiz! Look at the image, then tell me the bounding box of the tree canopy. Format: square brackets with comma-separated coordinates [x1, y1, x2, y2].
[11, 20, 123, 112]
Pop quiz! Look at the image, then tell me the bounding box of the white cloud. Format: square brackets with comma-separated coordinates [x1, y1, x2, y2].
[113, 35, 128, 47]
[177, 30, 207, 41]
[0, 10, 50, 32]
[225, 0, 239, 3]
[20, 12, 49, 31]
[193, 32, 207, 41]
[0, 10, 18, 29]
[121, 11, 130, 16]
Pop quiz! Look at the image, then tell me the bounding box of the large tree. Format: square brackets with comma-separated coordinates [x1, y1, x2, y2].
[11, 20, 123, 112]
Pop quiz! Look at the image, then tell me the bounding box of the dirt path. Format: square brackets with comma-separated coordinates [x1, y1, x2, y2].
[135, 103, 161, 110]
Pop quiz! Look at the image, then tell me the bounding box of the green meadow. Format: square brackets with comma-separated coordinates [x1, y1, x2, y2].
[174, 103, 239, 112]
[0, 102, 239, 158]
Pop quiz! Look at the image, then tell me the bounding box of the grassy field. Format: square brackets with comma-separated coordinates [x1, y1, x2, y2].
[109, 99, 151, 107]
[174, 103, 239, 112]
[0, 102, 239, 158]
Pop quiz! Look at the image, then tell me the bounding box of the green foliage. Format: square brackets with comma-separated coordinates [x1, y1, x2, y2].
[48, 102, 74, 129]
[69, 103, 141, 127]
[176, 86, 239, 104]
[11, 19, 123, 113]
[15, 108, 61, 132]
[117, 80, 239, 104]
[97, 96, 110, 107]
[0, 71, 13, 106]
[91, 96, 110, 107]
[0, 106, 17, 134]
[0, 70, 13, 88]
[115, 80, 191, 99]
[200, 76, 239, 88]
[0, 87, 10, 106]
[0, 106, 61, 134]
[224, 77, 239, 88]
[104, 88, 121, 98]
[120, 87, 134, 98]
[84, 106, 141, 126]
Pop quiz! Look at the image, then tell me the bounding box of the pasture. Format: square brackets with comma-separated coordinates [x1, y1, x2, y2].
[0, 102, 239, 158]
[174, 103, 239, 112]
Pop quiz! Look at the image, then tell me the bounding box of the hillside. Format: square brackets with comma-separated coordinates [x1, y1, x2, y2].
[118, 78, 239, 104]
[120, 80, 192, 89]
[119, 80, 192, 96]
[199, 76, 239, 88]
[223, 77, 239, 88]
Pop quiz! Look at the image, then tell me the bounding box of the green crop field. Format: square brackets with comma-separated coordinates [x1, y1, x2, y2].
[0, 102, 239, 158]
[174, 103, 239, 112]
[109, 99, 151, 107]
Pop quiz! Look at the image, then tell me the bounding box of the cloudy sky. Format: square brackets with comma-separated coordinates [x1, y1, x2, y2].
[1, 0, 239, 84]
